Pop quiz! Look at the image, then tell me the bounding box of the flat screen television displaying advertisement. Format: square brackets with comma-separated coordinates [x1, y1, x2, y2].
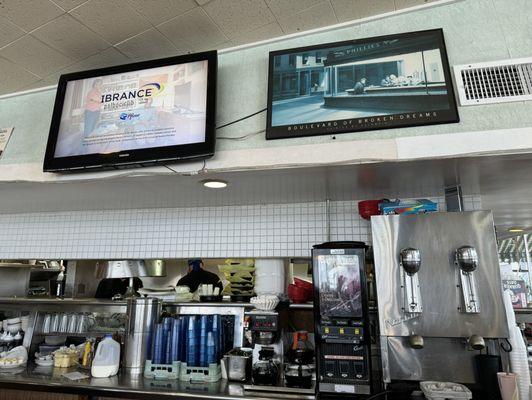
[266, 29, 459, 140]
[43, 51, 217, 172]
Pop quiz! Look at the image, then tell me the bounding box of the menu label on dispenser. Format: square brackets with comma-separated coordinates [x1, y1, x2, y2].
[334, 384, 355, 393]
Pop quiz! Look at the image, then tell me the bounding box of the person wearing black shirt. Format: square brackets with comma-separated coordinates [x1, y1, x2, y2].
[94, 277, 143, 299]
[177, 259, 223, 293]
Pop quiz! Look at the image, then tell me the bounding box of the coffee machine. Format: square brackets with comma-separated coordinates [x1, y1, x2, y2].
[312, 242, 372, 396]
[244, 310, 283, 387]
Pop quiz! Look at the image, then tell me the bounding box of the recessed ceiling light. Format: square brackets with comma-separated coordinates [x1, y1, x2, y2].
[202, 179, 228, 189]
[508, 227, 524, 233]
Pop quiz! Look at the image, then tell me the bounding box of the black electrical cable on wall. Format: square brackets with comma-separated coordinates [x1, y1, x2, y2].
[215, 108, 267, 130]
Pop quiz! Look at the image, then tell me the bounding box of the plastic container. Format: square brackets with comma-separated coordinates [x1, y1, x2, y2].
[254, 259, 284, 296]
[91, 335, 120, 378]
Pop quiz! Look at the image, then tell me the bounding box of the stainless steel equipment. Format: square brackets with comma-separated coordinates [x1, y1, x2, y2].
[400, 247, 422, 314]
[372, 211, 509, 383]
[124, 297, 159, 374]
[95, 260, 166, 298]
[455, 246, 480, 313]
[0, 263, 32, 297]
[223, 348, 252, 381]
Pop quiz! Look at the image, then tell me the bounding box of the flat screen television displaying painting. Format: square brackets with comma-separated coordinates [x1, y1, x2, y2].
[266, 29, 459, 140]
[43, 51, 217, 172]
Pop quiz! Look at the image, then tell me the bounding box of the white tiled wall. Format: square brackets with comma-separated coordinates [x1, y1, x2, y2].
[0, 195, 482, 259]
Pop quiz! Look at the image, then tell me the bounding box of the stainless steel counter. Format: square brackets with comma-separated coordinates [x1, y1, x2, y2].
[0, 364, 314, 400]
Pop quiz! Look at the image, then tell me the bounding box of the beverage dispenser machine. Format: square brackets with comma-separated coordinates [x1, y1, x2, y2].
[312, 241, 372, 396]
[371, 211, 509, 384]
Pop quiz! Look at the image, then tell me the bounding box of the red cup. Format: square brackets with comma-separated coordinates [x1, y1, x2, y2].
[288, 284, 309, 304]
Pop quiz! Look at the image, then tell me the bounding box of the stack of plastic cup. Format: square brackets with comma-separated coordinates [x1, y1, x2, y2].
[207, 331, 216, 365]
[186, 316, 198, 366]
[199, 315, 208, 367]
[212, 315, 220, 362]
[171, 318, 180, 362]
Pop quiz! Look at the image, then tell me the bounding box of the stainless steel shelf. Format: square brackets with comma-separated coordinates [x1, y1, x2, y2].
[162, 301, 254, 308]
[288, 303, 313, 309]
[0, 297, 126, 306]
[34, 330, 125, 337]
[0, 297, 127, 313]
[514, 308, 532, 314]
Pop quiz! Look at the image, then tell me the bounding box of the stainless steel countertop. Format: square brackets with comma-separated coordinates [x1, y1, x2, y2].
[0, 364, 315, 400]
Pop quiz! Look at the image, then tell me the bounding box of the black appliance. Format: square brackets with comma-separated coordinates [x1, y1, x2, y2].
[312, 241, 372, 396]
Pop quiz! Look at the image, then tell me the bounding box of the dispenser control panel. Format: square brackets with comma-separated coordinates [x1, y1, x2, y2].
[320, 325, 364, 342]
[245, 313, 278, 332]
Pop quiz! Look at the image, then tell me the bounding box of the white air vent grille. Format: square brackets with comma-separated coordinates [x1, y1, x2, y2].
[454, 58, 532, 106]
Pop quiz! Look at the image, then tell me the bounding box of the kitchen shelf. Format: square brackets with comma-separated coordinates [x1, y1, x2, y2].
[288, 303, 313, 309]
[162, 301, 254, 308]
[34, 330, 125, 337]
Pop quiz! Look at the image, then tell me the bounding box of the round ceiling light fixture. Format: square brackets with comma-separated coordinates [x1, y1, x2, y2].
[202, 179, 228, 189]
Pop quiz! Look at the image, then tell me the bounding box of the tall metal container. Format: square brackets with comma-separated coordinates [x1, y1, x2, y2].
[372, 211, 509, 383]
[124, 297, 159, 374]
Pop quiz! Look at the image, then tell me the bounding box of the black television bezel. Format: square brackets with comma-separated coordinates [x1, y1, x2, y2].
[266, 29, 459, 140]
[43, 50, 217, 172]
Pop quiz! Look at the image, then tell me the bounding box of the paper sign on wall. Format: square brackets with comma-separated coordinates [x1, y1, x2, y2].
[0, 127, 14, 158]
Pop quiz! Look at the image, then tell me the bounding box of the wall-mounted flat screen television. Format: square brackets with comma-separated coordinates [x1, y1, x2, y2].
[266, 29, 459, 140]
[43, 51, 217, 172]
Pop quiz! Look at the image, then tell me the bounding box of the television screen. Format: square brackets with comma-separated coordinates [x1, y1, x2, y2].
[316, 254, 362, 319]
[266, 29, 458, 140]
[44, 51, 216, 172]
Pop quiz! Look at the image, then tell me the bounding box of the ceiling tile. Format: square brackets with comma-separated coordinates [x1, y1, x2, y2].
[331, 0, 394, 22]
[231, 21, 284, 46]
[127, 0, 197, 25]
[0, 57, 40, 95]
[203, 0, 275, 39]
[69, 0, 151, 44]
[394, 0, 436, 9]
[0, 0, 63, 31]
[117, 28, 181, 61]
[42, 46, 131, 84]
[50, 0, 88, 11]
[265, 0, 324, 19]
[64, 47, 131, 72]
[158, 7, 227, 50]
[194, 0, 211, 5]
[0, 16, 25, 48]
[19, 79, 49, 91]
[0, 35, 74, 77]
[31, 14, 109, 61]
[277, 2, 337, 34]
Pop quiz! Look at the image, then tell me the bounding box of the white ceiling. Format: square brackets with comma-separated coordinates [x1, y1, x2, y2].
[0, 0, 437, 96]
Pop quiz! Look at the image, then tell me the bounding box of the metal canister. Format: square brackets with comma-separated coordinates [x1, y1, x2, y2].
[124, 297, 159, 374]
[223, 348, 252, 381]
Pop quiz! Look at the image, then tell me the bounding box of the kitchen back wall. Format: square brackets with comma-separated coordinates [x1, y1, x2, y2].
[0, 196, 481, 260]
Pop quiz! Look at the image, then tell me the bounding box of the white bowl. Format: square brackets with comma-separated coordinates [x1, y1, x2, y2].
[6, 318, 20, 325]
